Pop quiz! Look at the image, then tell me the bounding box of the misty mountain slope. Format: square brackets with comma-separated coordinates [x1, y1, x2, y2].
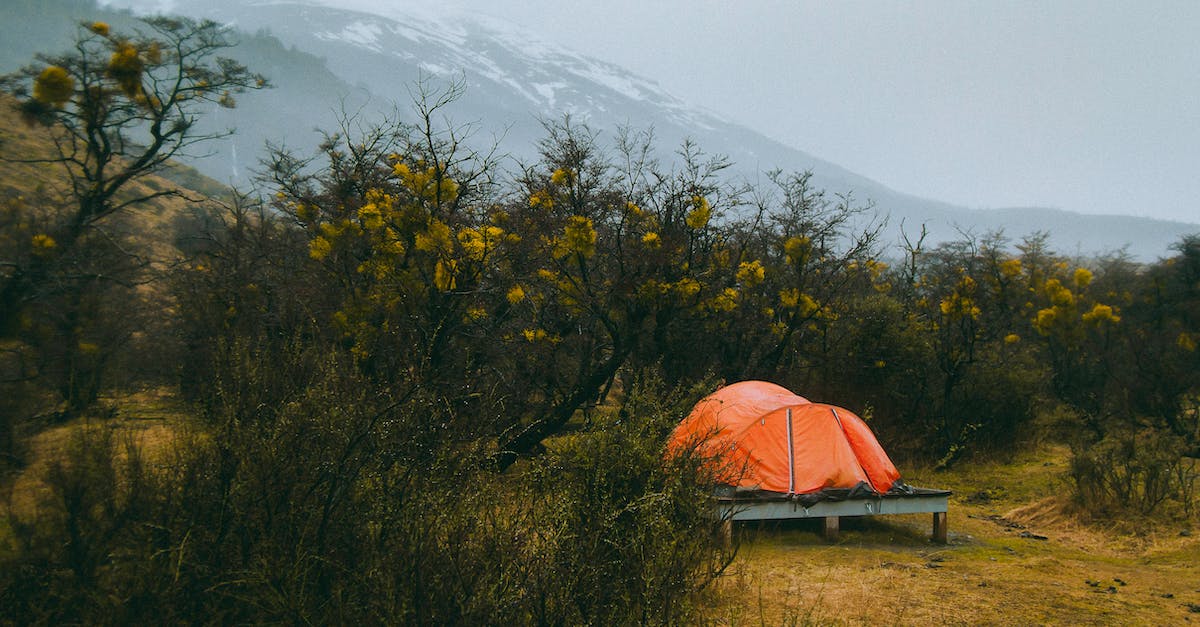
[8, 0, 1197, 260]
[175, 1, 886, 183]
[0, 0, 363, 184]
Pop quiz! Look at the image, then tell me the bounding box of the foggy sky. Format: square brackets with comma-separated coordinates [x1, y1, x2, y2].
[120, 0, 1200, 223]
[461, 0, 1200, 224]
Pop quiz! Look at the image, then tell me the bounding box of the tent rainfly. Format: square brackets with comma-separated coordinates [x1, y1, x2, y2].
[668, 380, 950, 542]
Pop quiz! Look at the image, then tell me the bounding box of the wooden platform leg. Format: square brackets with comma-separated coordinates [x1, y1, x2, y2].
[721, 518, 733, 549]
[823, 516, 839, 542]
[932, 511, 948, 544]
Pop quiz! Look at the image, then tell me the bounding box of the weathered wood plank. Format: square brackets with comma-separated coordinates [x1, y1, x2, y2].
[823, 516, 840, 542]
[932, 511, 948, 544]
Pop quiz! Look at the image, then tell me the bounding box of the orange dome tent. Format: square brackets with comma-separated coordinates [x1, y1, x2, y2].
[668, 380, 904, 501]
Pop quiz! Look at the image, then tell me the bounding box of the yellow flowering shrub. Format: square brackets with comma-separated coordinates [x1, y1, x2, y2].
[357, 202, 385, 231]
[550, 167, 575, 186]
[684, 195, 711, 229]
[394, 162, 459, 204]
[33, 66, 73, 107]
[1033, 307, 1057, 335]
[798, 293, 820, 317]
[780, 288, 820, 317]
[308, 236, 332, 260]
[415, 219, 453, 255]
[90, 22, 110, 36]
[107, 41, 144, 97]
[31, 233, 57, 251]
[321, 219, 361, 242]
[736, 260, 765, 287]
[522, 328, 548, 342]
[507, 285, 526, 304]
[1044, 278, 1075, 307]
[862, 259, 890, 292]
[707, 287, 739, 312]
[1081, 303, 1119, 325]
[999, 258, 1022, 278]
[641, 231, 661, 248]
[559, 216, 596, 258]
[671, 278, 701, 299]
[458, 225, 505, 263]
[529, 189, 554, 209]
[1073, 267, 1093, 288]
[939, 276, 980, 320]
[783, 235, 811, 264]
[1179, 332, 1197, 352]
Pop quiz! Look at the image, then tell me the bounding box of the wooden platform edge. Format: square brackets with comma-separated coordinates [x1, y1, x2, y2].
[717, 493, 950, 544]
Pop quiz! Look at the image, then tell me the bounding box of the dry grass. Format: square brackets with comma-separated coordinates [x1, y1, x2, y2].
[1, 388, 192, 522]
[0, 93, 220, 265]
[704, 445, 1200, 625]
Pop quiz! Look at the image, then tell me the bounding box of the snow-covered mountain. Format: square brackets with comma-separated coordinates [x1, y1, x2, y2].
[177, 0, 866, 175]
[19, 0, 1200, 259]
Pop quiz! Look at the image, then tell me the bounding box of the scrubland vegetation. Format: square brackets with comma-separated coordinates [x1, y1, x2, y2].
[1, 17, 1198, 624]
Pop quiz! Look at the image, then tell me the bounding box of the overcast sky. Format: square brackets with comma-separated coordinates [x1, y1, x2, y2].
[130, 0, 1200, 223]
[433, 0, 1199, 224]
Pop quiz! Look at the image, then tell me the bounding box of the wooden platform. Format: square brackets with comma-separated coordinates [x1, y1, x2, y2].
[717, 489, 950, 543]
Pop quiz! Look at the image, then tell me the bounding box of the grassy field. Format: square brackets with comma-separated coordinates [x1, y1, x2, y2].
[3, 393, 1198, 625]
[704, 447, 1200, 625]
[1, 388, 193, 530]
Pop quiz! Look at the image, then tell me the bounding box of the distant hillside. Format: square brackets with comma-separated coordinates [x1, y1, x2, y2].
[964, 207, 1196, 260]
[5, 0, 1196, 260]
[0, 93, 227, 264]
[0, 0, 361, 188]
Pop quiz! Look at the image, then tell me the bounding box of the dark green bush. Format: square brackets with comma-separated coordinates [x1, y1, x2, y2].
[0, 366, 731, 624]
[522, 372, 733, 624]
[1068, 424, 1198, 517]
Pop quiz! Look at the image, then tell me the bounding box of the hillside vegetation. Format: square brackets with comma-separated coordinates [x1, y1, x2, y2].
[1, 14, 1199, 624]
